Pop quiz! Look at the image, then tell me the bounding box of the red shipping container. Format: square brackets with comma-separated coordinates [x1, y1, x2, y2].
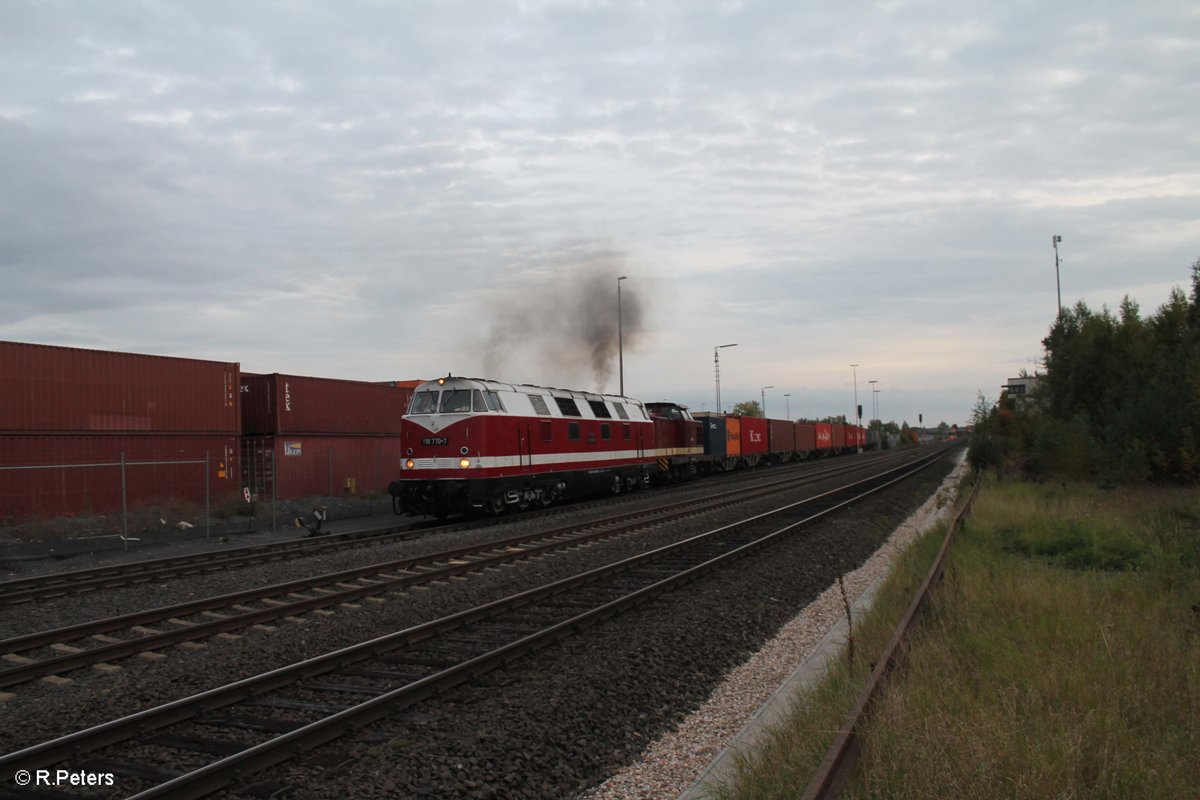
[0, 340, 239, 434]
[241, 435, 404, 499]
[740, 417, 768, 455]
[814, 423, 833, 450]
[768, 419, 795, 455]
[795, 422, 817, 452]
[0, 434, 240, 519]
[241, 374, 414, 435]
[832, 424, 846, 449]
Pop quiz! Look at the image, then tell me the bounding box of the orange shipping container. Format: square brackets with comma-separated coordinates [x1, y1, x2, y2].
[725, 416, 742, 458]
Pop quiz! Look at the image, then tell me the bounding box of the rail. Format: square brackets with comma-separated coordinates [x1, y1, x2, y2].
[800, 472, 981, 800]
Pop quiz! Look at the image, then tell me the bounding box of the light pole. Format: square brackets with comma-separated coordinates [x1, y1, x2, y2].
[784, 393, 791, 420]
[873, 387, 881, 424]
[714, 343, 738, 413]
[868, 380, 878, 423]
[1053, 235, 1062, 317]
[617, 276, 628, 395]
[850, 364, 861, 453]
[760, 385, 774, 418]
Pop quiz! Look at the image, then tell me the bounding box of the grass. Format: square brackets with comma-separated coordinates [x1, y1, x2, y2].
[708, 478, 1200, 800]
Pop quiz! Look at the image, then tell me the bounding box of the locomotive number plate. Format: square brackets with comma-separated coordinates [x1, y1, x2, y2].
[421, 437, 449, 446]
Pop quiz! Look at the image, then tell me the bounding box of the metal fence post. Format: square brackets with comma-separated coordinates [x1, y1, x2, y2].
[205, 450, 211, 540]
[120, 450, 128, 550]
[271, 443, 277, 535]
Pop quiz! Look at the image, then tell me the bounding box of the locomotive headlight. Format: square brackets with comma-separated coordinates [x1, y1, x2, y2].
[459, 457, 471, 469]
[405, 459, 415, 470]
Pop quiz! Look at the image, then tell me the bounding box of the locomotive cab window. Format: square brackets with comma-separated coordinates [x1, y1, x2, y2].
[484, 391, 505, 412]
[439, 390, 472, 413]
[471, 390, 488, 412]
[410, 391, 438, 414]
[527, 394, 551, 416]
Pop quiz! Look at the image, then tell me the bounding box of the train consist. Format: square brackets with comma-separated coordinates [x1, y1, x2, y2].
[389, 376, 869, 519]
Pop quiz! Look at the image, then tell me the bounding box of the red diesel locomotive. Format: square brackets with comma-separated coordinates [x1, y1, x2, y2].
[390, 377, 871, 518]
[389, 376, 656, 518]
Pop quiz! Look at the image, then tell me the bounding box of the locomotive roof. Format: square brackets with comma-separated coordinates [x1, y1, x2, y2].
[416, 375, 643, 405]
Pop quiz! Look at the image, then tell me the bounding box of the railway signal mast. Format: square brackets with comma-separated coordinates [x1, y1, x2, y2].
[1053, 234, 1063, 317]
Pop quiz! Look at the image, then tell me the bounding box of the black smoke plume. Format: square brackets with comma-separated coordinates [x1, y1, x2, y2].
[479, 256, 647, 394]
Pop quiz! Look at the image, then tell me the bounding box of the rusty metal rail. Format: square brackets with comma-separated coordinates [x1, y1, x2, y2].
[801, 473, 981, 800]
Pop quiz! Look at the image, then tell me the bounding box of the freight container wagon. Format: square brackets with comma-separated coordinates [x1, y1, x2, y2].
[241, 373, 415, 435]
[815, 423, 833, 452]
[725, 415, 742, 459]
[768, 419, 796, 460]
[694, 413, 728, 460]
[740, 417, 769, 461]
[0, 434, 240, 519]
[831, 423, 846, 450]
[0, 340, 239, 434]
[795, 422, 817, 455]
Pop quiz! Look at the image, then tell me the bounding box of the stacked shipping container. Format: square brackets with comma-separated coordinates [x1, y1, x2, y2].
[0, 341, 241, 519]
[239, 373, 415, 500]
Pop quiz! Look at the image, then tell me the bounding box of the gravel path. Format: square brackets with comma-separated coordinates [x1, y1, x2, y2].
[588, 449, 969, 800]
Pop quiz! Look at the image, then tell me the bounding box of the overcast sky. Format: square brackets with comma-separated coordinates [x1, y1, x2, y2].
[2, 1, 1197, 426]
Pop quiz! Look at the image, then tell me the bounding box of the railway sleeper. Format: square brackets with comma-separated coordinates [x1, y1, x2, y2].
[339, 667, 434, 683]
[145, 733, 250, 757]
[243, 696, 353, 715]
[301, 681, 387, 696]
[78, 757, 183, 784]
[201, 714, 308, 734]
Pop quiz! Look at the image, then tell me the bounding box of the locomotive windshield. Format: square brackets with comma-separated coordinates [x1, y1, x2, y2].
[409, 390, 439, 414]
[439, 390, 473, 413]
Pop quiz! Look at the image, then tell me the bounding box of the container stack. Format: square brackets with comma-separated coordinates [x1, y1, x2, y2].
[0, 341, 241, 520]
[239, 374, 416, 501]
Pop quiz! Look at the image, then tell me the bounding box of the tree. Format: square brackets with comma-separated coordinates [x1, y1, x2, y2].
[731, 400, 762, 417]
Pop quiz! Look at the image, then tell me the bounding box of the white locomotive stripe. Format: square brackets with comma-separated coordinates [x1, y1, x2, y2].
[404, 449, 653, 471]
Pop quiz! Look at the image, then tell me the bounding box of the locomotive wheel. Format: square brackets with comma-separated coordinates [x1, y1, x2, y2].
[489, 494, 506, 514]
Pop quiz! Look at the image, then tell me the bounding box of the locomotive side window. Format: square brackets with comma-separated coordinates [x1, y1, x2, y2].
[613, 404, 630, 420]
[484, 391, 505, 412]
[540, 420, 553, 441]
[568, 422, 580, 441]
[587, 400, 612, 419]
[600, 423, 611, 440]
[410, 391, 439, 414]
[472, 390, 488, 412]
[555, 397, 582, 416]
[528, 394, 551, 416]
[439, 390, 472, 413]
[622, 423, 631, 440]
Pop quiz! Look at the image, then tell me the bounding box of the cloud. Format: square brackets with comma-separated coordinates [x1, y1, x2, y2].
[1, 0, 1197, 427]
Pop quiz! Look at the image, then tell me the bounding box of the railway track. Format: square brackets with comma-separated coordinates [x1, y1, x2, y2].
[0, 451, 925, 689]
[0, 450, 898, 606]
[0, 448, 948, 799]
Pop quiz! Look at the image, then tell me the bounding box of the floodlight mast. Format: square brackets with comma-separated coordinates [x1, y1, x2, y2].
[714, 343, 738, 413]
